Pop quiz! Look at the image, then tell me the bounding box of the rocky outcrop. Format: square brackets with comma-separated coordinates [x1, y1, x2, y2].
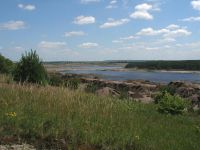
[96, 87, 120, 97]
[81, 78, 162, 102]
[62, 73, 200, 106]
[168, 81, 200, 107]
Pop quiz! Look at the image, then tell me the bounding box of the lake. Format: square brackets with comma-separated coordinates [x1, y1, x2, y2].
[61, 65, 200, 83]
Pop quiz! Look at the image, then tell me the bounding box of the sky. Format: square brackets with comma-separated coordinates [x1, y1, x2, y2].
[0, 0, 200, 61]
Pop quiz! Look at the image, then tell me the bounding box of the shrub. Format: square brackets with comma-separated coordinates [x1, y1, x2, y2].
[160, 85, 176, 95]
[64, 78, 80, 90]
[157, 92, 190, 115]
[49, 74, 64, 86]
[0, 54, 14, 74]
[13, 50, 48, 85]
[85, 83, 100, 93]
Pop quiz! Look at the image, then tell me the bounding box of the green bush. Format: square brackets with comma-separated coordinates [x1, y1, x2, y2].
[160, 85, 176, 95]
[0, 54, 14, 74]
[157, 92, 190, 115]
[85, 83, 100, 93]
[49, 74, 64, 86]
[64, 78, 80, 90]
[13, 50, 48, 85]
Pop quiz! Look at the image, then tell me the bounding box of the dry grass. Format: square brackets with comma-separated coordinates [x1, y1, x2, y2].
[0, 74, 200, 149]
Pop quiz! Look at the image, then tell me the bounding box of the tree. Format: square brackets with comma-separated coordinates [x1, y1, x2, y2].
[0, 54, 14, 74]
[13, 50, 48, 84]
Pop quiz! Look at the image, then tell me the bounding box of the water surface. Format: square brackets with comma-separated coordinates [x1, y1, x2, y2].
[62, 65, 200, 83]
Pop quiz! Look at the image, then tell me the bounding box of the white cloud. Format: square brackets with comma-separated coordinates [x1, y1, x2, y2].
[38, 41, 66, 49]
[166, 24, 180, 30]
[137, 25, 191, 39]
[106, 5, 118, 9]
[130, 11, 153, 20]
[136, 25, 191, 44]
[100, 18, 129, 28]
[18, 4, 36, 11]
[65, 31, 85, 37]
[110, 0, 117, 4]
[112, 40, 123, 43]
[191, 0, 200, 10]
[81, 0, 100, 4]
[120, 35, 137, 40]
[106, 0, 118, 9]
[137, 27, 169, 36]
[73, 16, 95, 25]
[135, 3, 153, 11]
[130, 3, 154, 20]
[0, 21, 26, 30]
[79, 42, 99, 48]
[164, 29, 191, 38]
[181, 16, 200, 22]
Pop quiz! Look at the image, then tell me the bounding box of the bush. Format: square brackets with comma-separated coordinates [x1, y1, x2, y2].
[160, 85, 176, 95]
[85, 83, 100, 93]
[49, 74, 64, 86]
[157, 92, 190, 115]
[13, 50, 48, 85]
[64, 78, 80, 90]
[0, 54, 14, 74]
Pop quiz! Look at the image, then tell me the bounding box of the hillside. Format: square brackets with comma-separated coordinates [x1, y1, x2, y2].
[0, 75, 200, 149]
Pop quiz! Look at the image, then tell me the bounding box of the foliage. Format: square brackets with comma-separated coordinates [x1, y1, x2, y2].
[154, 86, 176, 104]
[64, 78, 80, 90]
[49, 74, 64, 86]
[0, 74, 14, 84]
[160, 85, 176, 95]
[0, 81, 200, 149]
[0, 53, 14, 74]
[125, 60, 200, 71]
[157, 92, 190, 115]
[85, 82, 101, 93]
[13, 50, 48, 85]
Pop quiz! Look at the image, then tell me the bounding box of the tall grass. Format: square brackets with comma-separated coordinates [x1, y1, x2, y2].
[0, 75, 200, 149]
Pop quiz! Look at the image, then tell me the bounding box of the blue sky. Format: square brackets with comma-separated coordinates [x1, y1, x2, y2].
[0, 0, 200, 61]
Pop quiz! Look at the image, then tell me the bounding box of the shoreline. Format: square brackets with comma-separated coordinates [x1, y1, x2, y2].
[47, 67, 200, 74]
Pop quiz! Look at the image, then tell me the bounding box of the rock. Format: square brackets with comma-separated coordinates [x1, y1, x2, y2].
[128, 91, 144, 99]
[96, 87, 120, 97]
[62, 73, 200, 107]
[0, 144, 35, 150]
[188, 94, 200, 107]
[168, 81, 200, 107]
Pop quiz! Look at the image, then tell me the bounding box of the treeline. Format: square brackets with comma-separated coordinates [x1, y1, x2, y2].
[125, 60, 200, 71]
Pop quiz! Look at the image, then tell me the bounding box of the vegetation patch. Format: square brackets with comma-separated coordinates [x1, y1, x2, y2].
[0, 54, 14, 74]
[13, 50, 48, 85]
[0, 79, 200, 149]
[125, 60, 200, 71]
[156, 91, 191, 115]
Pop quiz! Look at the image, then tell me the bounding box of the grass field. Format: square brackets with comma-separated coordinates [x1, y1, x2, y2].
[0, 75, 200, 149]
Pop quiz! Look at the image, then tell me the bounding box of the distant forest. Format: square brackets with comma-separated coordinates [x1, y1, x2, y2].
[125, 60, 200, 71]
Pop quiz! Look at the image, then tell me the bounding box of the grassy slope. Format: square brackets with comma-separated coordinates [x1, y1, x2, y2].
[0, 75, 200, 149]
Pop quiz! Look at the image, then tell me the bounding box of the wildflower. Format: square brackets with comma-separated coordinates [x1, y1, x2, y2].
[5, 112, 17, 117]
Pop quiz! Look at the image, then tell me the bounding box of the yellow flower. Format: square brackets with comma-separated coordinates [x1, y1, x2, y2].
[5, 112, 17, 117]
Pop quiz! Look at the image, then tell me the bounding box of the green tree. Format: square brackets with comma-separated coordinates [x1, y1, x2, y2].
[0, 53, 14, 74]
[13, 50, 48, 84]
